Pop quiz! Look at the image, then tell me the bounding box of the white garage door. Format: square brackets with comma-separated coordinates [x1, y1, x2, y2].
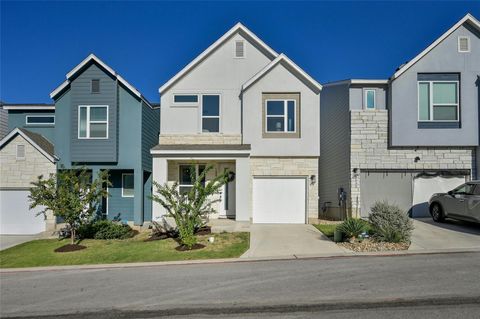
[252, 177, 306, 224]
[0, 190, 46, 234]
[412, 175, 466, 217]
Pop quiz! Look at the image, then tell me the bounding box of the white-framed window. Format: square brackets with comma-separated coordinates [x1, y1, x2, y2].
[201, 95, 220, 133]
[78, 105, 109, 139]
[418, 81, 459, 122]
[172, 94, 199, 106]
[235, 40, 245, 58]
[265, 99, 296, 133]
[91, 79, 100, 93]
[16, 144, 25, 160]
[458, 36, 470, 53]
[121, 173, 134, 197]
[364, 89, 376, 109]
[26, 115, 55, 125]
[179, 164, 206, 194]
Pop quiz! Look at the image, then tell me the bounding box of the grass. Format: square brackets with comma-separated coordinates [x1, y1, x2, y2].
[0, 232, 249, 268]
[314, 224, 338, 239]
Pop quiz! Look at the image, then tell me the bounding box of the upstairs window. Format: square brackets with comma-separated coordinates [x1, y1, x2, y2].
[91, 79, 100, 93]
[202, 95, 220, 132]
[16, 144, 25, 160]
[418, 81, 459, 122]
[364, 89, 376, 109]
[78, 105, 109, 139]
[458, 36, 470, 53]
[235, 40, 245, 58]
[265, 100, 296, 132]
[173, 94, 199, 106]
[26, 115, 55, 125]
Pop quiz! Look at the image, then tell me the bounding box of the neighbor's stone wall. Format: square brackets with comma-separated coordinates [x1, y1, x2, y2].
[250, 157, 319, 222]
[0, 134, 56, 188]
[349, 110, 474, 215]
[159, 134, 242, 145]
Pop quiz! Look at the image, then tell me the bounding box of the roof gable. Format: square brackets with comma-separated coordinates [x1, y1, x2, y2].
[159, 22, 279, 94]
[392, 13, 480, 80]
[241, 54, 322, 93]
[0, 128, 57, 163]
[50, 54, 153, 108]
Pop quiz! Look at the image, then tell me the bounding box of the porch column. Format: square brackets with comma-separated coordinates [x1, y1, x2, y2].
[152, 157, 168, 221]
[133, 168, 144, 226]
[235, 157, 251, 222]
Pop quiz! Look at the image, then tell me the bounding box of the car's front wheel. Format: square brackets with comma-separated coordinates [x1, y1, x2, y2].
[430, 203, 445, 222]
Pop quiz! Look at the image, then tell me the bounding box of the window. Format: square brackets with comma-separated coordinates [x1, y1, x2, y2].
[418, 81, 458, 121]
[458, 36, 470, 52]
[122, 173, 134, 197]
[16, 144, 25, 160]
[91, 79, 100, 93]
[26, 115, 55, 125]
[202, 95, 220, 132]
[452, 183, 475, 195]
[173, 94, 199, 105]
[473, 185, 480, 196]
[235, 40, 245, 58]
[78, 105, 108, 139]
[265, 100, 296, 132]
[364, 90, 376, 109]
[179, 165, 206, 194]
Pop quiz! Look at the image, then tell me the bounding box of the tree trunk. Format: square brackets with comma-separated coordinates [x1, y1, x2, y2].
[71, 228, 75, 245]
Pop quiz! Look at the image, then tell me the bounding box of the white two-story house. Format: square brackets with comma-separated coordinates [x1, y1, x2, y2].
[151, 23, 321, 224]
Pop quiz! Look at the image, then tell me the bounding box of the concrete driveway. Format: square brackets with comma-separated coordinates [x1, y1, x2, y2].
[410, 218, 480, 251]
[241, 224, 345, 258]
[0, 234, 41, 251]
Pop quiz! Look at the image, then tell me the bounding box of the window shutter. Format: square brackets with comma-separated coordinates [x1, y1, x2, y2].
[16, 144, 25, 160]
[235, 41, 245, 58]
[458, 37, 470, 52]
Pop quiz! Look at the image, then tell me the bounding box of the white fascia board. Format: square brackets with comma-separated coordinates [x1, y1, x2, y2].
[392, 13, 480, 80]
[350, 79, 389, 85]
[0, 128, 56, 163]
[2, 105, 55, 110]
[242, 54, 322, 93]
[66, 53, 116, 79]
[150, 149, 251, 155]
[158, 22, 279, 94]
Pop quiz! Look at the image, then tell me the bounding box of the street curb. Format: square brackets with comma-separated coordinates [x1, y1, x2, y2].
[1, 247, 479, 273]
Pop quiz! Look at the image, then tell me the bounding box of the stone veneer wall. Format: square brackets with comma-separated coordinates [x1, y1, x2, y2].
[350, 110, 474, 215]
[159, 134, 242, 145]
[0, 134, 57, 231]
[250, 157, 319, 222]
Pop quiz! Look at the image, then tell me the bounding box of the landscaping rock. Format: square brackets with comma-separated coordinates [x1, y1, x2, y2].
[338, 239, 409, 252]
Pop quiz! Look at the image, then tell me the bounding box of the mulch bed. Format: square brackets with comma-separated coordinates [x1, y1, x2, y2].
[54, 244, 87, 253]
[175, 243, 206, 251]
[144, 226, 211, 242]
[338, 239, 409, 252]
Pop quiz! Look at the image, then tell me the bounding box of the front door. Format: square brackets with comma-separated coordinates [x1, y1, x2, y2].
[219, 163, 236, 218]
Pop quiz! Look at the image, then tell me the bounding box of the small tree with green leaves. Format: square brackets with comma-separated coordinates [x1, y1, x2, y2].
[29, 168, 111, 245]
[151, 164, 230, 249]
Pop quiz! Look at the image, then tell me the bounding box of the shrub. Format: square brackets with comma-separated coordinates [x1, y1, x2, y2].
[78, 220, 134, 240]
[368, 201, 414, 243]
[337, 218, 367, 240]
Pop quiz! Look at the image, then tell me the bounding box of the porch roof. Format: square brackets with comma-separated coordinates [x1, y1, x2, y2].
[150, 144, 251, 157]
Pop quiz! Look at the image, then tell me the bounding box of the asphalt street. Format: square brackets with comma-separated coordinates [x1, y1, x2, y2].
[1, 252, 480, 318]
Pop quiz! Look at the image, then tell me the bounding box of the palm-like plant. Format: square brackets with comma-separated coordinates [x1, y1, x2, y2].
[337, 218, 367, 242]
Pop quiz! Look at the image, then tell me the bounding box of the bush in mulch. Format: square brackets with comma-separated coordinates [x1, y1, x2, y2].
[145, 221, 211, 242]
[77, 220, 135, 240]
[54, 244, 87, 253]
[174, 243, 206, 251]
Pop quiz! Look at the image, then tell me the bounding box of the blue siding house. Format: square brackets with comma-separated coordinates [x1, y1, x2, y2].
[49, 54, 159, 225]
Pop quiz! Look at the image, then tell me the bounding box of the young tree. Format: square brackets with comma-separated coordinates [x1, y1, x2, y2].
[151, 164, 231, 249]
[29, 168, 111, 245]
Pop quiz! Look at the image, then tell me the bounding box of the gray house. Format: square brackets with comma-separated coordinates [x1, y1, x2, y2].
[320, 13, 479, 219]
[152, 23, 322, 224]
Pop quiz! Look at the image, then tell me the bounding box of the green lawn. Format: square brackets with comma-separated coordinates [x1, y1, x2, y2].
[0, 232, 249, 268]
[314, 224, 338, 239]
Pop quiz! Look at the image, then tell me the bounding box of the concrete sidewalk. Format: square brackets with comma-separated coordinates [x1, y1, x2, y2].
[0, 234, 42, 251]
[241, 224, 346, 258]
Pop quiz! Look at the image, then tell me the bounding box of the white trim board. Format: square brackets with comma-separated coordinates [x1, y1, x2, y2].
[392, 13, 480, 80]
[2, 105, 55, 110]
[159, 22, 279, 94]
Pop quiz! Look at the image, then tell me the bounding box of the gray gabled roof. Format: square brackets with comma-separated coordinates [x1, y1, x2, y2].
[0, 128, 57, 162]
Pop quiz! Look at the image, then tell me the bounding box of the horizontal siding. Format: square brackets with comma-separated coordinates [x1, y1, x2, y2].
[0, 107, 8, 139]
[141, 103, 159, 171]
[319, 84, 351, 218]
[108, 170, 134, 222]
[70, 63, 118, 163]
[7, 110, 55, 142]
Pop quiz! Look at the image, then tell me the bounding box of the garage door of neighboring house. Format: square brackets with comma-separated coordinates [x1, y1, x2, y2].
[252, 177, 306, 224]
[360, 171, 415, 217]
[412, 175, 467, 218]
[0, 189, 46, 234]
